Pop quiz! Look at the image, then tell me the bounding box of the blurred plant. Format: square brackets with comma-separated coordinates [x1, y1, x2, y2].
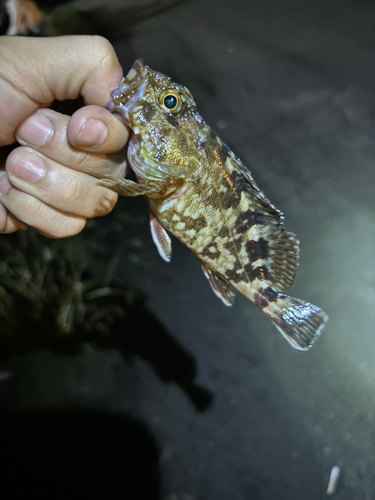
[0, 218, 136, 349]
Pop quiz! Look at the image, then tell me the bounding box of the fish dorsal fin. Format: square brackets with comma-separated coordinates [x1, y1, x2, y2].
[221, 148, 299, 290]
[228, 150, 282, 222]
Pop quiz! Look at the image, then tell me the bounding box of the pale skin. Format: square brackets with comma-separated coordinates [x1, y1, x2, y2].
[0, 35, 130, 237]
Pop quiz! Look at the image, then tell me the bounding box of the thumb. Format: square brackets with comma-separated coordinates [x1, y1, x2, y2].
[0, 35, 123, 146]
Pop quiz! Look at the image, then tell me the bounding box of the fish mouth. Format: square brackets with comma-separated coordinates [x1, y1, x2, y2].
[107, 59, 147, 125]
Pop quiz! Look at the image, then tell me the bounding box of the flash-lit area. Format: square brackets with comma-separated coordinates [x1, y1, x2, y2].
[0, 0, 375, 498]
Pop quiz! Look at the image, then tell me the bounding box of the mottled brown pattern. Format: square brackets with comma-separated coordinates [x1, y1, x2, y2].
[165, 113, 180, 128]
[243, 263, 271, 283]
[217, 226, 230, 238]
[254, 287, 279, 309]
[234, 210, 268, 233]
[220, 174, 242, 209]
[223, 240, 234, 252]
[202, 132, 222, 158]
[201, 243, 220, 259]
[140, 105, 156, 123]
[182, 214, 207, 231]
[158, 206, 209, 235]
[228, 170, 255, 201]
[219, 143, 230, 163]
[104, 59, 328, 350]
[246, 238, 269, 260]
[224, 262, 245, 283]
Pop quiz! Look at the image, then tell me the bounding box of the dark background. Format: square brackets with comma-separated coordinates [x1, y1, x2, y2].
[1, 0, 375, 498]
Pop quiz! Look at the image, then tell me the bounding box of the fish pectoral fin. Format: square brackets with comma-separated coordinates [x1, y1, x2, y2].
[267, 231, 299, 292]
[97, 175, 165, 197]
[201, 265, 235, 306]
[149, 209, 172, 262]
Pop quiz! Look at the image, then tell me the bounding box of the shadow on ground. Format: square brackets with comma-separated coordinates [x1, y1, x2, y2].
[0, 408, 160, 498]
[0, 294, 213, 412]
[0, 293, 213, 412]
[0, 216, 213, 413]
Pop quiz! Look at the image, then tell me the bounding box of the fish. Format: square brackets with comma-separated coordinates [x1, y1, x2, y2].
[98, 59, 328, 350]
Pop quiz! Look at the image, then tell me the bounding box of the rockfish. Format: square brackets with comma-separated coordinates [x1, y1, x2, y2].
[99, 59, 328, 350]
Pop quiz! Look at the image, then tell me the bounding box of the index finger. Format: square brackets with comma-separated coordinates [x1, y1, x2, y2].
[0, 35, 123, 146]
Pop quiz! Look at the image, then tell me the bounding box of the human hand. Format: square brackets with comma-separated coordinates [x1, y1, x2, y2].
[0, 35, 129, 237]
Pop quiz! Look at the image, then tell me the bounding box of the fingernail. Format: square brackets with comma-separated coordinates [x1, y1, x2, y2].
[17, 113, 53, 147]
[75, 118, 108, 148]
[0, 174, 11, 195]
[12, 153, 45, 184]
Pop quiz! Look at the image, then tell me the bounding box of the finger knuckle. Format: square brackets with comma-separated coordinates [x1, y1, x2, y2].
[92, 36, 115, 62]
[26, 197, 48, 221]
[58, 173, 85, 206]
[70, 150, 97, 174]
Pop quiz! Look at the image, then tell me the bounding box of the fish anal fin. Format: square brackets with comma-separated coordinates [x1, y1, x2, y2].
[202, 264, 235, 306]
[149, 209, 172, 262]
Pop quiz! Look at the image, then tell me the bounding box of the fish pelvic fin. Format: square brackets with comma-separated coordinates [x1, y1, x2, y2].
[255, 289, 328, 350]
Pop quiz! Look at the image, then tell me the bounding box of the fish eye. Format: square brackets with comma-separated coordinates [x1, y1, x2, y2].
[164, 94, 178, 111]
[160, 90, 183, 114]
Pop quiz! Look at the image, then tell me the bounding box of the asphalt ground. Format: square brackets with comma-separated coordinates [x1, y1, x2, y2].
[1, 1, 375, 498]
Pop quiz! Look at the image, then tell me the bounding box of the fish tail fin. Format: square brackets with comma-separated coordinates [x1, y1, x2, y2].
[261, 292, 328, 350]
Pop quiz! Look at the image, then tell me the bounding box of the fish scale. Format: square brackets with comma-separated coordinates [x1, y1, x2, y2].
[99, 59, 328, 351]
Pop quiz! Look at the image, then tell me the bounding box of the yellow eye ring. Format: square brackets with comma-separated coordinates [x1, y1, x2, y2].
[159, 89, 183, 114]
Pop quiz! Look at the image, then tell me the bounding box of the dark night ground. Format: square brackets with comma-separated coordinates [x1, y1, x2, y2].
[1, 0, 375, 498]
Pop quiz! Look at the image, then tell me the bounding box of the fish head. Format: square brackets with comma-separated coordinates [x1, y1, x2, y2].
[108, 59, 203, 181]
